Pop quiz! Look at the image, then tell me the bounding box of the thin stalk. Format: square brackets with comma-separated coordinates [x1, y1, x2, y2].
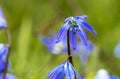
[67, 30, 73, 65]
[67, 30, 77, 79]
[3, 27, 12, 79]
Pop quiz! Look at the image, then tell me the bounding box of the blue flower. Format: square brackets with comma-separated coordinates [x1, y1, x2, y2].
[95, 69, 119, 79]
[56, 15, 96, 50]
[48, 61, 82, 79]
[0, 73, 17, 79]
[40, 34, 67, 54]
[0, 44, 13, 74]
[114, 43, 120, 58]
[95, 69, 110, 79]
[73, 41, 94, 66]
[0, 8, 7, 29]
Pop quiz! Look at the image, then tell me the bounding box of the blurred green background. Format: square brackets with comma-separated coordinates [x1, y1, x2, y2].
[0, 0, 120, 79]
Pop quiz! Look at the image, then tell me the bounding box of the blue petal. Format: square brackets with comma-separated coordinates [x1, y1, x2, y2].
[0, 44, 5, 57]
[56, 23, 69, 43]
[50, 66, 64, 79]
[0, 9, 5, 19]
[68, 63, 82, 79]
[86, 41, 94, 51]
[95, 69, 110, 79]
[40, 36, 53, 45]
[60, 37, 67, 53]
[70, 32, 77, 50]
[0, 44, 8, 60]
[48, 63, 64, 78]
[40, 36, 55, 52]
[79, 41, 94, 66]
[0, 8, 7, 29]
[74, 15, 87, 20]
[80, 51, 88, 66]
[80, 15, 88, 20]
[6, 74, 17, 79]
[0, 44, 10, 74]
[114, 43, 120, 58]
[64, 62, 74, 79]
[71, 66, 82, 79]
[64, 17, 73, 23]
[0, 73, 17, 79]
[80, 21, 96, 34]
[0, 59, 6, 73]
[0, 50, 6, 60]
[77, 28, 87, 46]
[75, 71, 82, 79]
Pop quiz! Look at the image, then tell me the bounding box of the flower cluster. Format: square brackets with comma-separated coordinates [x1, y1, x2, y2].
[0, 8, 17, 79]
[48, 61, 82, 79]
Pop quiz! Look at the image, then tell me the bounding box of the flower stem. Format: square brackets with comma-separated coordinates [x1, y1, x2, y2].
[3, 27, 12, 79]
[67, 30, 73, 65]
[67, 30, 77, 79]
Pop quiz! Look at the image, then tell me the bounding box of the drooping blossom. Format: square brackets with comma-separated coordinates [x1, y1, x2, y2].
[56, 15, 96, 50]
[48, 61, 82, 79]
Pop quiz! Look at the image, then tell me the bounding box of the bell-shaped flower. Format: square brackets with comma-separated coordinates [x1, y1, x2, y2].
[48, 61, 82, 79]
[0, 8, 7, 29]
[56, 15, 96, 50]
